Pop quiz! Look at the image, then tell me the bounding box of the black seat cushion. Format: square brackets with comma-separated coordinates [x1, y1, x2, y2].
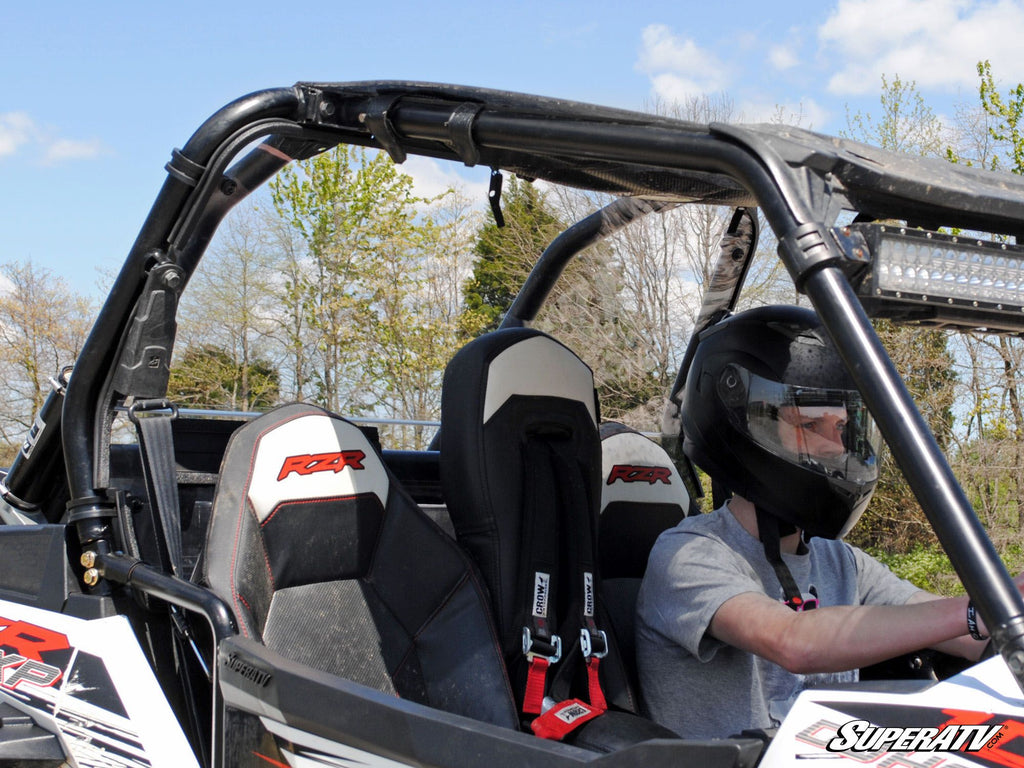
[598, 421, 689, 708]
[204, 403, 517, 729]
[599, 422, 690, 579]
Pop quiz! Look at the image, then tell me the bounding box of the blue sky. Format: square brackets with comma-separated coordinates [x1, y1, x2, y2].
[5, 0, 1024, 297]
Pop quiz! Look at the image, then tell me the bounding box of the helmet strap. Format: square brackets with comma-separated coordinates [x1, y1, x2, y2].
[755, 506, 807, 611]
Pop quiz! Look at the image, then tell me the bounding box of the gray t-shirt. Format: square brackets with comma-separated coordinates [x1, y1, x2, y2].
[635, 505, 921, 739]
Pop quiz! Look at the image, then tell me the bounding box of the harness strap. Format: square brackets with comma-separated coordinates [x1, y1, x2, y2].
[517, 437, 562, 715]
[547, 439, 609, 713]
[756, 506, 807, 610]
[129, 399, 208, 764]
[130, 400, 183, 576]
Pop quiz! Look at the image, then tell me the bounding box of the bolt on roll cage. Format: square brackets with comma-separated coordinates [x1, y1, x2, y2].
[46, 81, 1024, 691]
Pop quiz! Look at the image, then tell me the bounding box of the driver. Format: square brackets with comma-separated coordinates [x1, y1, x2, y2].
[636, 304, 1018, 739]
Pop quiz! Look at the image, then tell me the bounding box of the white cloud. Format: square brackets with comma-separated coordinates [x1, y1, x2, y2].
[819, 0, 1024, 95]
[400, 154, 487, 202]
[0, 111, 105, 165]
[636, 24, 730, 104]
[0, 112, 34, 158]
[769, 45, 799, 71]
[44, 138, 105, 165]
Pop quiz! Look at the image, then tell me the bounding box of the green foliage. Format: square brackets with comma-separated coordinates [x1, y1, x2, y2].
[168, 345, 279, 410]
[978, 60, 1024, 174]
[864, 544, 960, 595]
[844, 74, 944, 157]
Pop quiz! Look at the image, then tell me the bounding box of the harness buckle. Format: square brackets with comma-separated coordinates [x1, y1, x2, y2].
[580, 628, 608, 659]
[522, 628, 562, 663]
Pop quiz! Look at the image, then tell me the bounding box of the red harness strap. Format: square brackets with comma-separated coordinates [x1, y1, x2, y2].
[523, 656, 549, 715]
[586, 656, 607, 712]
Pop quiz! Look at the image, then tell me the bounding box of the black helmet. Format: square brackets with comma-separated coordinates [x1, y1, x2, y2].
[682, 305, 878, 540]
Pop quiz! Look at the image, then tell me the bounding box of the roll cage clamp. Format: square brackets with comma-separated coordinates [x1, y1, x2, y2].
[444, 102, 484, 167]
[779, 221, 872, 291]
[126, 398, 179, 423]
[360, 95, 407, 164]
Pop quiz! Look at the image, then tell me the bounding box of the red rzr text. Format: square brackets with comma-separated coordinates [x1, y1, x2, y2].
[278, 450, 366, 481]
[606, 465, 672, 485]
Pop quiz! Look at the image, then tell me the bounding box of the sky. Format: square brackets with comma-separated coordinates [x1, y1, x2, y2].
[5, 0, 1024, 298]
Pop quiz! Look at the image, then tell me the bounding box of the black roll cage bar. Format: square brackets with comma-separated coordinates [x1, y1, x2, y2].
[53, 81, 1024, 690]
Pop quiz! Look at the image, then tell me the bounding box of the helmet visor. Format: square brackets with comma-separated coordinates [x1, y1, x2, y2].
[720, 365, 879, 486]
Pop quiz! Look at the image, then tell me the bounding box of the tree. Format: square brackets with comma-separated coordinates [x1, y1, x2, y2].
[0, 260, 92, 460]
[841, 75, 957, 553]
[270, 146, 399, 413]
[167, 345, 279, 410]
[459, 176, 565, 337]
[846, 74, 946, 157]
[270, 147, 477, 447]
[977, 60, 1024, 174]
[170, 204, 283, 411]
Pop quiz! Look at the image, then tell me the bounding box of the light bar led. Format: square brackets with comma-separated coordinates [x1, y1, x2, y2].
[839, 224, 1024, 333]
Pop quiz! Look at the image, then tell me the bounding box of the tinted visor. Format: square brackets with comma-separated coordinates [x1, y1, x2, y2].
[719, 365, 879, 485]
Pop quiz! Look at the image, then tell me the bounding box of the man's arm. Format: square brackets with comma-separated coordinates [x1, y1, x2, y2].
[709, 590, 987, 674]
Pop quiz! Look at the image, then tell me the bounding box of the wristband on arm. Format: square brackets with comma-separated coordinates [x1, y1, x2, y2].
[967, 600, 988, 641]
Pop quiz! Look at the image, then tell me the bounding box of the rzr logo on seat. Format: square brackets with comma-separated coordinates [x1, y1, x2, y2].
[278, 450, 366, 481]
[0, 617, 69, 691]
[607, 464, 671, 485]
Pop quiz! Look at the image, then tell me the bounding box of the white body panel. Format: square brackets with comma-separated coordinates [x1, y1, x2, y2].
[762, 655, 1024, 767]
[0, 598, 199, 768]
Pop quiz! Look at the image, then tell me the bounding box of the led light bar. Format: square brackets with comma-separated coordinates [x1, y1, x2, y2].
[837, 224, 1024, 333]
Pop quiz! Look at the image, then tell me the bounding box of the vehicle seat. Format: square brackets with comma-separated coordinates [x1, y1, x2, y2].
[439, 328, 641, 721]
[598, 422, 691, 701]
[203, 403, 518, 729]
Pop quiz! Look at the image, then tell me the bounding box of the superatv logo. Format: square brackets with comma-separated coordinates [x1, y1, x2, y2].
[0, 617, 69, 691]
[606, 464, 671, 485]
[795, 709, 1024, 768]
[278, 450, 366, 481]
[827, 720, 1003, 753]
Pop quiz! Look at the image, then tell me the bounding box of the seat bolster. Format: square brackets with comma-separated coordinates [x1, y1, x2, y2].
[408, 573, 519, 729]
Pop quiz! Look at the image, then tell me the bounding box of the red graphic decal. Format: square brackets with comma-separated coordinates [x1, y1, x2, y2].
[606, 464, 672, 485]
[278, 450, 366, 481]
[0, 617, 68, 691]
[0, 618, 69, 662]
[937, 709, 1024, 768]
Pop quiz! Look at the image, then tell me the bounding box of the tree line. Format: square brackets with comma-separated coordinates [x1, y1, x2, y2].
[4, 64, 1024, 589]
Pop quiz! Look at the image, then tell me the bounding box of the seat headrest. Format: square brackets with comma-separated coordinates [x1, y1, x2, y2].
[210, 404, 391, 591]
[598, 422, 689, 579]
